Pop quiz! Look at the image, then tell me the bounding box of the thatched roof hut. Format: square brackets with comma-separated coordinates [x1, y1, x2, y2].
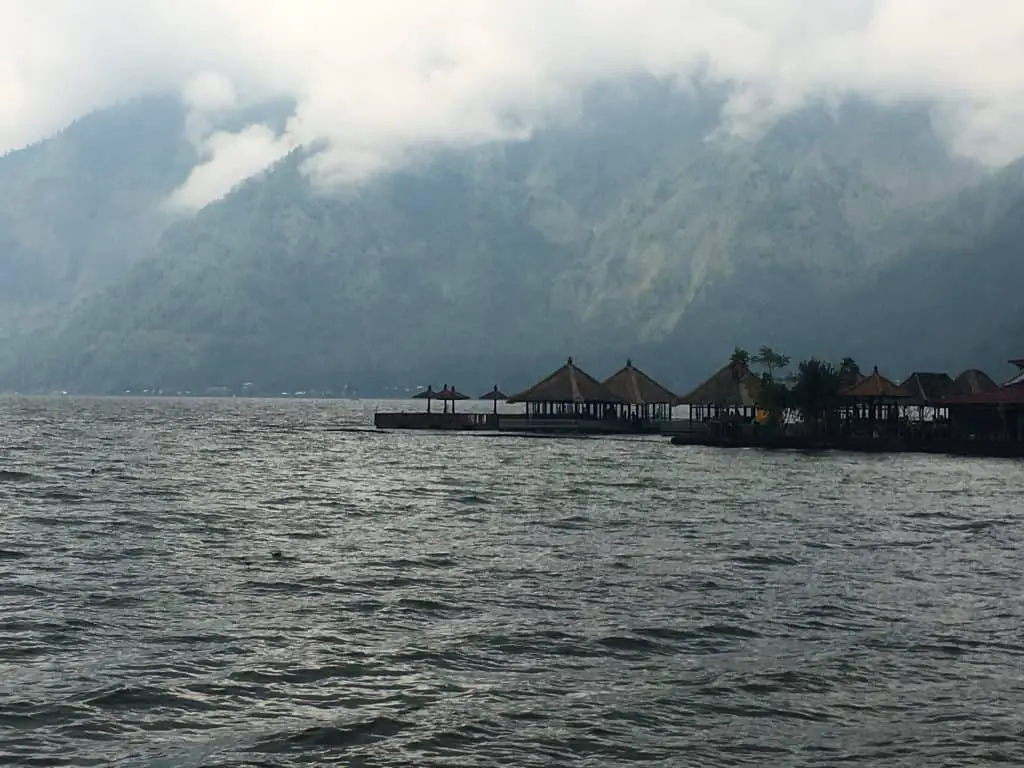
[900, 372, 955, 405]
[952, 369, 998, 395]
[602, 359, 678, 406]
[479, 386, 507, 401]
[840, 366, 910, 399]
[675, 361, 763, 407]
[507, 357, 625, 404]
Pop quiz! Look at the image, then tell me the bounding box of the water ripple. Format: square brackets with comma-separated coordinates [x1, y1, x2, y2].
[2, 395, 1024, 766]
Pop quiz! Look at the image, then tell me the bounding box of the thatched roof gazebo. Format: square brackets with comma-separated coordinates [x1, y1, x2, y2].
[900, 372, 956, 406]
[839, 366, 911, 436]
[840, 366, 911, 399]
[675, 360, 764, 424]
[953, 368, 998, 395]
[941, 364, 1024, 442]
[507, 357, 626, 420]
[602, 359, 679, 422]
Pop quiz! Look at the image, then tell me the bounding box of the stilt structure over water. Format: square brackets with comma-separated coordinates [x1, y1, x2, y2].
[837, 366, 912, 436]
[373, 357, 684, 434]
[670, 356, 1024, 457]
[601, 359, 679, 424]
[674, 359, 763, 434]
[502, 357, 632, 433]
[941, 359, 1024, 442]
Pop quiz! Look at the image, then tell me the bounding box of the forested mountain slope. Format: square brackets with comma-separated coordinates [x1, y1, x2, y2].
[3, 78, 1017, 394]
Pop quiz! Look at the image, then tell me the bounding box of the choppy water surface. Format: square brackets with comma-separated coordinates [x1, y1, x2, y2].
[2, 396, 1024, 766]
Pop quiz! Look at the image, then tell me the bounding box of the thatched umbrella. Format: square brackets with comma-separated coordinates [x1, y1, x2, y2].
[479, 385, 507, 414]
[437, 385, 470, 414]
[412, 385, 438, 413]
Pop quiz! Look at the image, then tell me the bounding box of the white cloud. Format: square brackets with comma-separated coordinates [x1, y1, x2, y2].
[166, 123, 296, 210]
[3, 0, 1024, 207]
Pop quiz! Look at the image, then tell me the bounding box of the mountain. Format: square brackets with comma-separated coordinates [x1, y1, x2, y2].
[2, 77, 1018, 395]
[826, 158, 1024, 381]
[0, 96, 197, 334]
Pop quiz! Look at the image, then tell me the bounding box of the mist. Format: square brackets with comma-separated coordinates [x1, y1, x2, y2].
[4, 0, 1024, 209]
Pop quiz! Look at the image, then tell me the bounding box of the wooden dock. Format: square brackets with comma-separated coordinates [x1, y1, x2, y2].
[373, 410, 684, 436]
[669, 432, 1024, 459]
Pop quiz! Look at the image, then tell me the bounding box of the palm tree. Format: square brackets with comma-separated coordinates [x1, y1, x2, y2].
[729, 347, 751, 370]
[753, 346, 791, 383]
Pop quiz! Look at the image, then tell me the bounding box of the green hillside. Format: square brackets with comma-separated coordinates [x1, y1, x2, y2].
[0, 96, 197, 331]
[2, 78, 1017, 395]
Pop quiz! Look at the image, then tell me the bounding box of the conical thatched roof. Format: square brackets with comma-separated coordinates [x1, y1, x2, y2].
[412, 386, 438, 400]
[675, 361, 763, 407]
[900, 372, 956, 405]
[841, 366, 910, 399]
[507, 357, 626, 404]
[602, 359, 679, 405]
[952, 368, 998, 395]
[438, 386, 470, 400]
[479, 386, 507, 401]
[412, 385, 469, 400]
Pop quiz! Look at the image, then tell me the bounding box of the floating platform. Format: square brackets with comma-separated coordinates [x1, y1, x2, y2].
[373, 412, 498, 431]
[669, 432, 1024, 459]
[373, 411, 686, 436]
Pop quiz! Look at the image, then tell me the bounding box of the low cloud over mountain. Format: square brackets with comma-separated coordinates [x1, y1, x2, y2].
[5, 1, 1024, 209]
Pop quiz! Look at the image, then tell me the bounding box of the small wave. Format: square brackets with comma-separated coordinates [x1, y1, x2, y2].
[40, 490, 89, 504]
[635, 626, 703, 642]
[596, 634, 668, 654]
[395, 596, 463, 616]
[700, 623, 760, 638]
[240, 580, 305, 594]
[0, 583, 49, 598]
[264, 495, 321, 506]
[83, 684, 219, 712]
[732, 554, 800, 567]
[0, 470, 37, 482]
[229, 662, 377, 685]
[945, 519, 1011, 532]
[84, 593, 146, 608]
[0, 549, 29, 560]
[546, 514, 591, 529]
[374, 555, 457, 570]
[255, 715, 410, 753]
[286, 530, 330, 540]
[739, 670, 834, 694]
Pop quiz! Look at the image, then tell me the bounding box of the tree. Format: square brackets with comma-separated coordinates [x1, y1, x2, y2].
[757, 372, 790, 430]
[838, 357, 861, 388]
[729, 347, 751, 370]
[791, 358, 841, 435]
[752, 346, 791, 383]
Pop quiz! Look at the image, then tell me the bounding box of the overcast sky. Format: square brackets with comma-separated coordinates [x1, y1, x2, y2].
[4, 1, 1024, 208]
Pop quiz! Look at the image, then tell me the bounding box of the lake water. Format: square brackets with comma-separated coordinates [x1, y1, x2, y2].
[2, 396, 1024, 766]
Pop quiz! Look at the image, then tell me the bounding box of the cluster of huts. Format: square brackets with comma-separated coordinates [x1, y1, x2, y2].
[376, 355, 1024, 446]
